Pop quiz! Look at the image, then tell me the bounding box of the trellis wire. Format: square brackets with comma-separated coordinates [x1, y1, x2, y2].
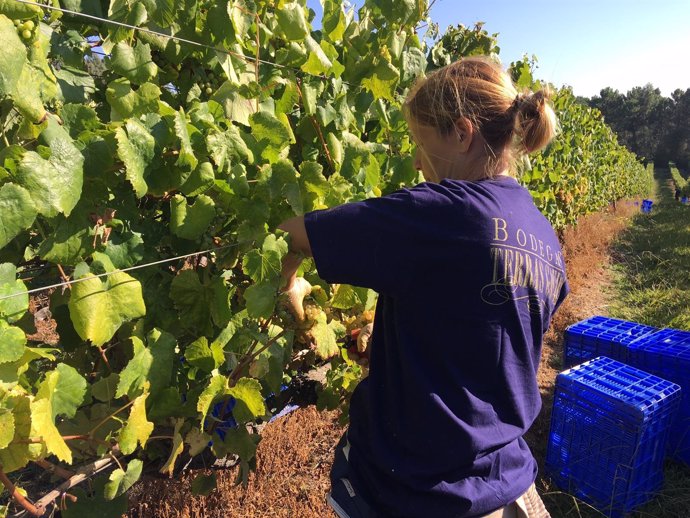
[0, 240, 252, 302]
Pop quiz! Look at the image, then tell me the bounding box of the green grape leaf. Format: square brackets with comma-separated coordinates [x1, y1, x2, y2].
[228, 0, 253, 40]
[13, 61, 48, 122]
[197, 374, 228, 423]
[361, 59, 400, 101]
[301, 35, 332, 76]
[169, 270, 212, 335]
[0, 411, 14, 449]
[227, 377, 265, 423]
[243, 279, 279, 320]
[268, 159, 303, 215]
[311, 311, 339, 359]
[106, 79, 161, 120]
[104, 459, 143, 500]
[36, 363, 86, 419]
[91, 373, 119, 402]
[170, 194, 216, 240]
[147, 328, 176, 395]
[104, 0, 147, 50]
[38, 212, 92, 266]
[191, 473, 216, 496]
[111, 41, 158, 84]
[341, 132, 380, 190]
[0, 1, 43, 20]
[184, 337, 215, 373]
[118, 392, 153, 455]
[0, 321, 25, 364]
[68, 271, 146, 346]
[330, 284, 369, 309]
[211, 83, 256, 126]
[102, 231, 145, 269]
[16, 118, 84, 218]
[372, 0, 420, 25]
[322, 0, 346, 41]
[401, 47, 426, 83]
[276, 2, 309, 41]
[249, 111, 291, 162]
[116, 337, 151, 399]
[115, 118, 155, 197]
[0, 263, 29, 323]
[181, 161, 215, 196]
[159, 419, 184, 476]
[299, 161, 330, 210]
[0, 15, 26, 96]
[117, 329, 175, 398]
[55, 65, 97, 104]
[218, 426, 257, 463]
[30, 398, 72, 463]
[61, 104, 101, 136]
[174, 108, 198, 172]
[206, 127, 252, 171]
[0, 183, 37, 250]
[0, 394, 33, 473]
[185, 427, 210, 457]
[241, 234, 289, 283]
[140, 0, 174, 27]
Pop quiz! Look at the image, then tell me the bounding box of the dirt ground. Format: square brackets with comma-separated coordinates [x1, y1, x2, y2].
[123, 201, 640, 518]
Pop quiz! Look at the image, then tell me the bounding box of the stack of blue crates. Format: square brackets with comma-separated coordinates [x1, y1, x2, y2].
[563, 316, 658, 368]
[546, 357, 681, 518]
[628, 328, 690, 464]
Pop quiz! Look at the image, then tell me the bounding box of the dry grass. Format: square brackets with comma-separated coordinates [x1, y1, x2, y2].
[128, 407, 343, 518]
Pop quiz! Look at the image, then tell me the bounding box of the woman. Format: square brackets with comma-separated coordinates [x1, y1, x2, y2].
[279, 56, 568, 518]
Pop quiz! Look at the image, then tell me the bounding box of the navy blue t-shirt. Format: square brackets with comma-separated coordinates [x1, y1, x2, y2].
[304, 177, 569, 518]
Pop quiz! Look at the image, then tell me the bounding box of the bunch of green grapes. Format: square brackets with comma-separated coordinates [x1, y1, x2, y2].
[200, 71, 220, 98]
[13, 18, 36, 43]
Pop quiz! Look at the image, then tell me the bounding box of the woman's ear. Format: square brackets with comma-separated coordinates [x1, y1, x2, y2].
[454, 117, 473, 153]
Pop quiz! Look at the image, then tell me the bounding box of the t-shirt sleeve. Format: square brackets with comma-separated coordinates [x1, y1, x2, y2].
[303, 189, 421, 294]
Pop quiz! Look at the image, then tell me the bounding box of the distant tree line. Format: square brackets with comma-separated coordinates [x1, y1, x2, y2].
[580, 84, 690, 169]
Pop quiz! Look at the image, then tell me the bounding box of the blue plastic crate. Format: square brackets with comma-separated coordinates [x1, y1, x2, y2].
[628, 328, 690, 464]
[546, 357, 681, 517]
[564, 316, 658, 368]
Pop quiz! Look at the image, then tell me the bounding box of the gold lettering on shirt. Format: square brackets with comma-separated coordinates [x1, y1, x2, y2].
[493, 218, 509, 242]
[482, 218, 567, 314]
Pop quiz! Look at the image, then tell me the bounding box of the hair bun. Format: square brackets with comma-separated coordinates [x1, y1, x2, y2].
[515, 89, 557, 154]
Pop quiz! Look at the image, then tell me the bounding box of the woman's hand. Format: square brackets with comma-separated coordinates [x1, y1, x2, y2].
[280, 276, 312, 323]
[356, 323, 374, 354]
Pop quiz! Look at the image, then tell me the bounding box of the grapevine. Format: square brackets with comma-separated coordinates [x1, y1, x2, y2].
[0, 0, 649, 515]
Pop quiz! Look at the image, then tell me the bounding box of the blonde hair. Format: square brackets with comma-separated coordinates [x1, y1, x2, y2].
[404, 56, 558, 177]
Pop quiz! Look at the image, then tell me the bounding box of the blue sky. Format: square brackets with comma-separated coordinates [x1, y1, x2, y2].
[307, 0, 690, 98]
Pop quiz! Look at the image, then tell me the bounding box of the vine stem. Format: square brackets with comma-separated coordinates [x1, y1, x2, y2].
[229, 328, 288, 386]
[88, 399, 136, 437]
[97, 345, 113, 373]
[0, 467, 44, 516]
[34, 459, 75, 480]
[33, 453, 118, 514]
[18, 435, 99, 445]
[295, 80, 335, 172]
[56, 264, 71, 290]
[208, 326, 286, 436]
